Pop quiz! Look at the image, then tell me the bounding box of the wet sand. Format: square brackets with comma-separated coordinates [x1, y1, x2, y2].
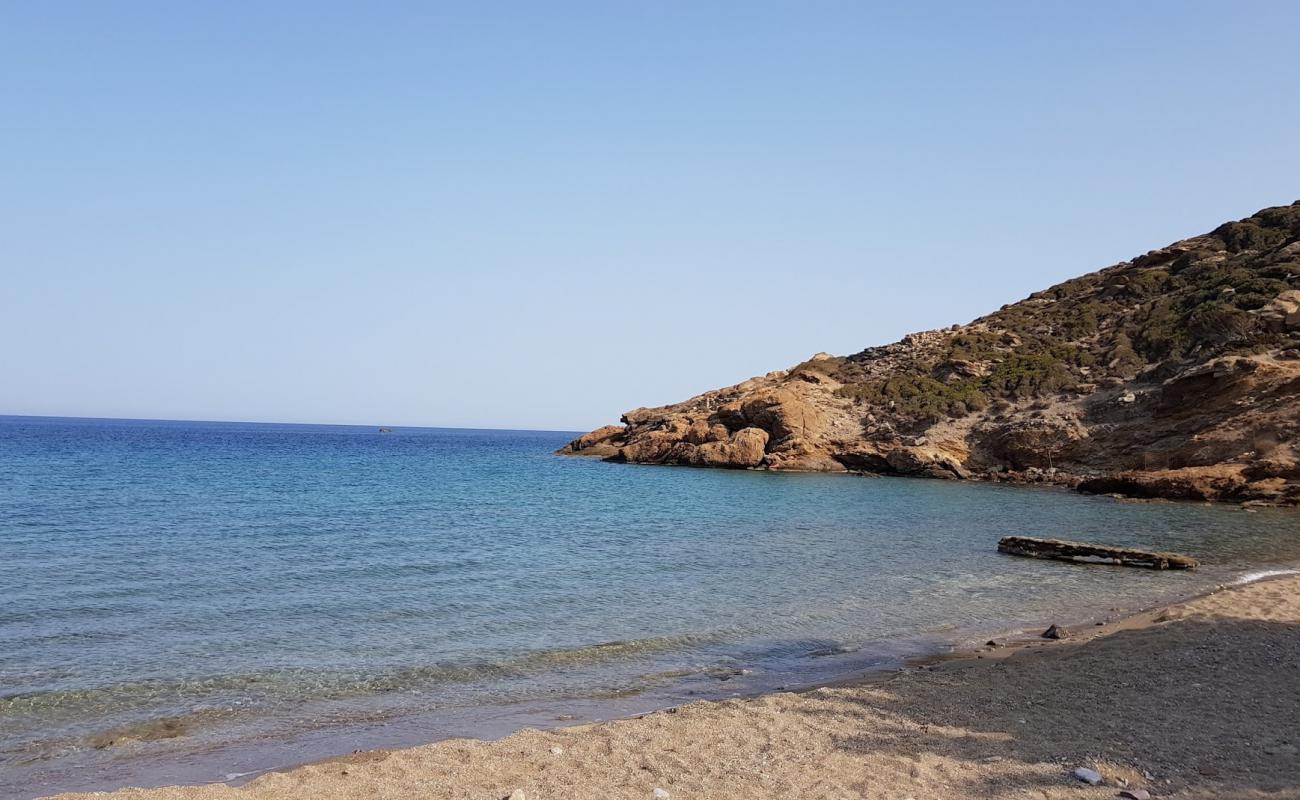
[41, 574, 1300, 800]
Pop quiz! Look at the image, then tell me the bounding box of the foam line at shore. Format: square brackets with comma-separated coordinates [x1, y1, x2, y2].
[1230, 567, 1300, 585]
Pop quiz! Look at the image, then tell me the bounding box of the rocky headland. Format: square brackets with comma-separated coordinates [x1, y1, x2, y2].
[562, 202, 1300, 505]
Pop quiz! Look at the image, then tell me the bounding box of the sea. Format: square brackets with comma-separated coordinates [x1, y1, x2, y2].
[2, 415, 1298, 799]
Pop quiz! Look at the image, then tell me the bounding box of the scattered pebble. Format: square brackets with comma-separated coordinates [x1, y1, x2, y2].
[1118, 790, 1151, 800]
[653, 788, 671, 799]
[507, 791, 527, 800]
[1073, 766, 1103, 785]
[549, 746, 563, 755]
[1042, 624, 1070, 640]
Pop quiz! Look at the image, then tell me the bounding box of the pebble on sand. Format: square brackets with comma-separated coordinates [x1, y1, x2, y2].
[1042, 624, 1071, 640]
[653, 789, 671, 799]
[1118, 790, 1151, 800]
[1072, 766, 1103, 785]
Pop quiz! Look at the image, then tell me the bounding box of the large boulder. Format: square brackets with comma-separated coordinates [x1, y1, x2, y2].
[1255, 289, 1300, 331]
[621, 407, 661, 427]
[616, 432, 690, 464]
[560, 425, 625, 457]
[688, 427, 770, 468]
[738, 388, 826, 443]
[680, 419, 719, 445]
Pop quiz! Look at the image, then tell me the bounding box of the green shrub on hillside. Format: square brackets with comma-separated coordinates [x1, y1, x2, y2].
[788, 356, 847, 379]
[830, 202, 1299, 426]
[835, 374, 990, 424]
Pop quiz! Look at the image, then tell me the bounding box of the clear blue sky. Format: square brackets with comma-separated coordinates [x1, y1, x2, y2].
[3, 2, 1298, 431]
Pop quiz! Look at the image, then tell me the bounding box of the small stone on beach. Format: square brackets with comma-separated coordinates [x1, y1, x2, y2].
[550, 746, 563, 755]
[1118, 790, 1151, 800]
[1073, 766, 1103, 785]
[507, 791, 526, 800]
[653, 788, 671, 799]
[1042, 624, 1070, 640]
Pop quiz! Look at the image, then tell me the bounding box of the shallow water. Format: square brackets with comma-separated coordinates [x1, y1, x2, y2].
[2, 416, 1298, 798]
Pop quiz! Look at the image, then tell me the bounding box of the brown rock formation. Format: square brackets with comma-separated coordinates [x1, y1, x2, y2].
[560, 202, 1300, 505]
[997, 536, 1200, 569]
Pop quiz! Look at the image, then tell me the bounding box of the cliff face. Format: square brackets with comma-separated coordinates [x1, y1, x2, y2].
[561, 202, 1300, 505]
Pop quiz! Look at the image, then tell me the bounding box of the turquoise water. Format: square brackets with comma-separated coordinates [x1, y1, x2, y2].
[2, 415, 1298, 798]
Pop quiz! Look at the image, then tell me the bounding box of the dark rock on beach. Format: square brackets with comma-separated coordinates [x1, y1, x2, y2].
[1041, 624, 1070, 640]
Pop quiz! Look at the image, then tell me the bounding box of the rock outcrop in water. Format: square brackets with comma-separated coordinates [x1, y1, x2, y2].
[561, 202, 1300, 506]
[997, 536, 1200, 569]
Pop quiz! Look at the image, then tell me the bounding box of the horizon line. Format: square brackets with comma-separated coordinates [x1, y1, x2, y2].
[0, 412, 586, 435]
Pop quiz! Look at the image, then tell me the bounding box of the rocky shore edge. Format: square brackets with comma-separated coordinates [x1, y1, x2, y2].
[561, 424, 1293, 508]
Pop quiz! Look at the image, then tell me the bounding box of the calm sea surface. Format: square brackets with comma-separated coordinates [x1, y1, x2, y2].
[2, 416, 1298, 798]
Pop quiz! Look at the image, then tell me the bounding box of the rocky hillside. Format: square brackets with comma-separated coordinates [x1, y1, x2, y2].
[561, 202, 1300, 505]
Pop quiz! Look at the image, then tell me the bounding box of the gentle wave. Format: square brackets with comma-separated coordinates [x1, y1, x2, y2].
[0, 633, 724, 716]
[1230, 567, 1300, 585]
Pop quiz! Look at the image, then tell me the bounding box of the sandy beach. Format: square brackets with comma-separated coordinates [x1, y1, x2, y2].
[42, 573, 1300, 800]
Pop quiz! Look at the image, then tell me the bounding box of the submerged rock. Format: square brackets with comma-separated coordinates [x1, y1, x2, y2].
[998, 536, 1199, 570]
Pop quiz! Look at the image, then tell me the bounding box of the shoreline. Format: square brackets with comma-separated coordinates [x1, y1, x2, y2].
[564, 452, 1300, 508]
[34, 569, 1300, 800]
